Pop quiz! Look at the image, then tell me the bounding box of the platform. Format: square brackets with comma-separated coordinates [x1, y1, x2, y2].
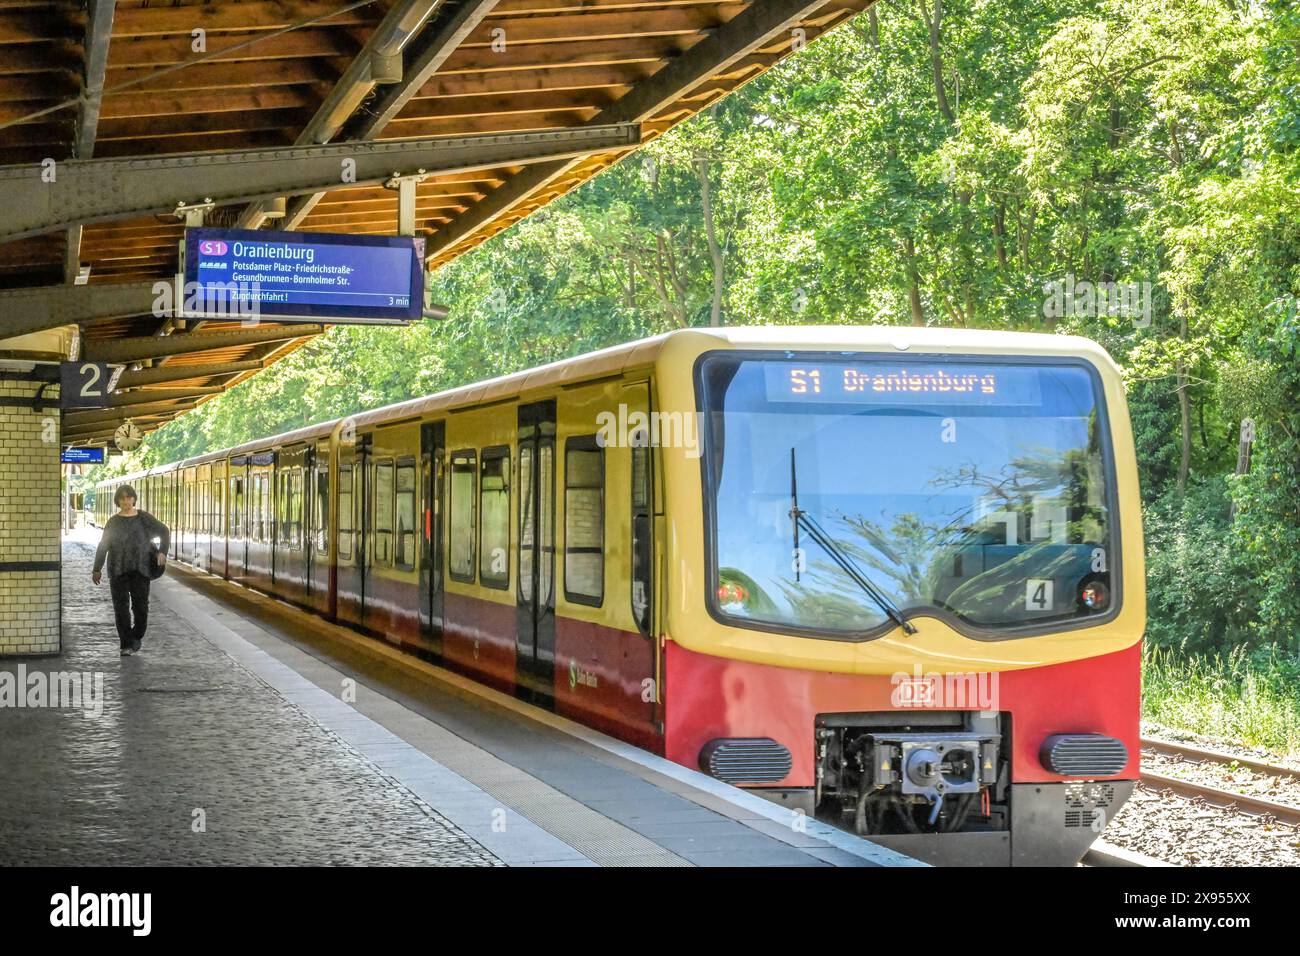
[0, 534, 920, 868]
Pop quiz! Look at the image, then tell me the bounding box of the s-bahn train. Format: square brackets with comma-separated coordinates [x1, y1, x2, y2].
[95, 327, 1143, 866]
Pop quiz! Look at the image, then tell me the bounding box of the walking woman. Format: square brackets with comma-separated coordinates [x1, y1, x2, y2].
[92, 484, 170, 657]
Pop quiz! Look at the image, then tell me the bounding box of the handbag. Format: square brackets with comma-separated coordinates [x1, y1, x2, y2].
[148, 540, 167, 580]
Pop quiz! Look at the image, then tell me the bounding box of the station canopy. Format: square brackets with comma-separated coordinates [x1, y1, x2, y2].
[0, 0, 868, 446]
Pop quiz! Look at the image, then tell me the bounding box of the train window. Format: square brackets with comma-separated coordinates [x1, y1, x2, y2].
[230, 476, 243, 539]
[338, 465, 354, 560]
[564, 436, 604, 606]
[246, 476, 254, 541]
[314, 465, 329, 556]
[251, 475, 260, 542]
[213, 478, 223, 537]
[282, 470, 290, 547]
[260, 473, 271, 543]
[518, 439, 556, 608]
[539, 442, 555, 605]
[448, 450, 476, 583]
[519, 445, 533, 602]
[395, 459, 417, 571]
[252, 474, 261, 543]
[285, 467, 304, 551]
[284, 470, 293, 547]
[373, 459, 394, 566]
[700, 355, 1118, 636]
[479, 447, 509, 589]
[265, 472, 274, 544]
[294, 467, 305, 550]
[630, 432, 653, 636]
[272, 473, 280, 544]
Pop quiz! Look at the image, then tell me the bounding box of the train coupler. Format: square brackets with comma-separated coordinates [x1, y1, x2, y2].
[867, 732, 1001, 825]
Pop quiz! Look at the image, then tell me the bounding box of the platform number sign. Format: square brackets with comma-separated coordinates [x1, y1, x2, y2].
[1026, 579, 1054, 612]
[60, 361, 123, 409]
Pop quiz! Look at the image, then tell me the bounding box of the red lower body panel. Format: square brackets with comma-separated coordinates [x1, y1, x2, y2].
[662, 641, 1140, 786]
[553, 616, 660, 752]
[442, 591, 516, 694]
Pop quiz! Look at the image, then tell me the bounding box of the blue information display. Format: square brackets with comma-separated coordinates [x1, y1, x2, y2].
[62, 447, 106, 464]
[183, 227, 424, 323]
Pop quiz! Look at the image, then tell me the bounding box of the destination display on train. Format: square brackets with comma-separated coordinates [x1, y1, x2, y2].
[762, 361, 1045, 406]
[183, 227, 424, 323]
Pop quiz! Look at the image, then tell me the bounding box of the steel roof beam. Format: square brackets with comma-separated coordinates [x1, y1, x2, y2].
[0, 124, 641, 242]
[81, 324, 325, 364]
[239, 0, 447, 229]
[62, 424, 181, 444]
[282, 0, 504, 229]
[114, 360, 263, 388]
[65, 402, 202, 427]
[426, 0, 834, 259]
[103, 386, 226, 407]
[0, 280, 158, 339]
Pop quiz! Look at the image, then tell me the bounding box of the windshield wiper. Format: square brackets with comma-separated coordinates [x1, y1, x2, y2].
[789, 447, 918, 635]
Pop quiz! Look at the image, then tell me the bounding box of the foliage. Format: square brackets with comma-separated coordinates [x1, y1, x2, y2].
[1143, 644, 1300, 755]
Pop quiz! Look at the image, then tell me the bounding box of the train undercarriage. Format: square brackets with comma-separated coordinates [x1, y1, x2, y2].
[774, 711, 1136, 866]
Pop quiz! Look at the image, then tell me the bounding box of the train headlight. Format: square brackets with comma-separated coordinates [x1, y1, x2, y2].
[716, 581, 749, 607]
[1079, 580, 1109, 611]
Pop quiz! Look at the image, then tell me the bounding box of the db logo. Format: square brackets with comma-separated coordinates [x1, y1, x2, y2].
[891, 677, 936, 708]
[199, 240, 228, 255]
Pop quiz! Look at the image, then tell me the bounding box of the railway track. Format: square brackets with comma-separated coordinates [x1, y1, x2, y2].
[1141, 736, 1300, 782]
[1138, 736, 1300, 827]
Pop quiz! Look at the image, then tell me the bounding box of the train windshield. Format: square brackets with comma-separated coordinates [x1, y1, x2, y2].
[698, 353, 1117, 637]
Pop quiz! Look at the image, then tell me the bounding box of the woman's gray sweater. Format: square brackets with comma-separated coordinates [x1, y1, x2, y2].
[93, 512, 171, 579]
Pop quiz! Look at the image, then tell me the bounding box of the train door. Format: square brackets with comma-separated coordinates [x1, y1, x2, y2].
[230, 457, 248, 577]
[269, 450, 279, 585]
[310, 440, 332, 616]
[516, 400, 556, 708]
[420, 421, 445, 659]
[356, 434, 372, 627]
[303, 444, 315, 601]
[623, 380, 662, 736]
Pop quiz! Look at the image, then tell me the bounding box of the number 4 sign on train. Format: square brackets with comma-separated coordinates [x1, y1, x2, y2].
[60, 361, 124, 409]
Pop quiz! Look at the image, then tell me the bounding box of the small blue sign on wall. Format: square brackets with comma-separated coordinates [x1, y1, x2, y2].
[182, 227, 424, 324]
[61, 447, 106, 464]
